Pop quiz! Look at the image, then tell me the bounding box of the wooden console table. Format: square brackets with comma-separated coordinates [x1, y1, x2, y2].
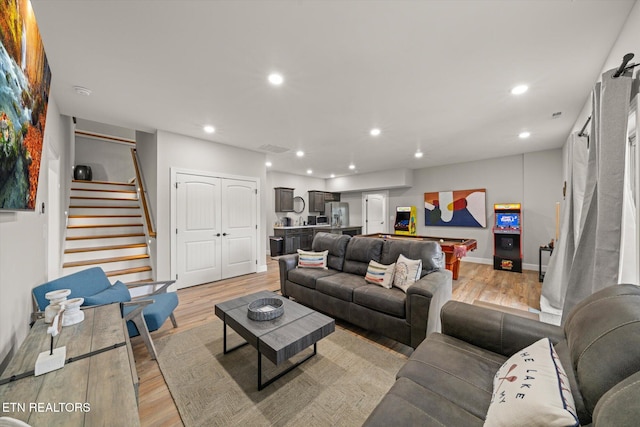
[0, 303, 140, 426]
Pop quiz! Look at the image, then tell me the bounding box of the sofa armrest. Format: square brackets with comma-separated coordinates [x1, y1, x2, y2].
[278, 254, 299, 296]
[440, 300, 565, 357]
[406, 269, 453, 348]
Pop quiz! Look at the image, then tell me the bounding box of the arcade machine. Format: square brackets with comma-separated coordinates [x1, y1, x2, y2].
[493, 203, 522, 272]
[395, 206, 417, 236]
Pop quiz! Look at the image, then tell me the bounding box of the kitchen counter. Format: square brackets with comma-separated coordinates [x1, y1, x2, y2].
[273, 225, 363, 254]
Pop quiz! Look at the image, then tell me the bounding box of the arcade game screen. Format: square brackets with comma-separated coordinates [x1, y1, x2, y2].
[495, 213, 520, 229]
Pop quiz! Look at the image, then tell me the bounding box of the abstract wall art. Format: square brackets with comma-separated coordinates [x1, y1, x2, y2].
[0, 0, 52, 210]
[424, 188, 487, 228]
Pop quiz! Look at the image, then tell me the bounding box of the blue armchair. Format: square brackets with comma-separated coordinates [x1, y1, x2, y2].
[32, 267, 179, 360]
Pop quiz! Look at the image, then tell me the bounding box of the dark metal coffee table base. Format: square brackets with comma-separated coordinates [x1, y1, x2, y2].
[223, 322, 318, 390]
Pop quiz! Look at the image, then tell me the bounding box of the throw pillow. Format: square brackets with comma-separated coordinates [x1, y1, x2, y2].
[297, 249, 329, 269]
[365, 260, 396, 289]
[484, 338, 579, 427]
[82, 280, 131, 306]
[393, 254, 422, 292]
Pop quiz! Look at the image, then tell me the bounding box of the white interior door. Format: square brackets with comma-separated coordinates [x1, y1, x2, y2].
[176, 173, 222, 288]
[364, 193, 387, 234]
[221, 179, 257, 278]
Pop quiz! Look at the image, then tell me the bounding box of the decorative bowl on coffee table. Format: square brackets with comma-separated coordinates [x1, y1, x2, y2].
[247, 297, 284, 321]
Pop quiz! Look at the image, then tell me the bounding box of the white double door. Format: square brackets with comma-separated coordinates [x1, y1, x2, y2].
[175, 173, 257, 289]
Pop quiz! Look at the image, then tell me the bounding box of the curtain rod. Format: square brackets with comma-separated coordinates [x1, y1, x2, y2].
[578, 115, 591, 138]
[613, 53, 637, 78]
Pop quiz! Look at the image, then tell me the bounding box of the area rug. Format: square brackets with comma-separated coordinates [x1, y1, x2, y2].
[154, 319, 407, 426]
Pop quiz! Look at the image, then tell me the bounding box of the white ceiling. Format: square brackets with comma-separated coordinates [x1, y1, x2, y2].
[31, 0, 635, 178]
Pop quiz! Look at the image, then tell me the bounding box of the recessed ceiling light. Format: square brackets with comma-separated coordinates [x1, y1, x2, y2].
[511, 84, 528, 95]
[296, 150, 304, 157]
[73, 86, 92, 96]
[203, 125, 215, 134]
[307, 169, 313, 174]
[265, 161, 272, 167]
[330, 174, 335, 178]
[349, 164, 356, 170]
[268, 73, 284, 86]
[519, 131, 531, 139]
[415, 151, 423, 158]
[370, 128, 381, 137]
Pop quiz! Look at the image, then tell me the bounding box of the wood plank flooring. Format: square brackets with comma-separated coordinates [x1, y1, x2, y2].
[132, 259, 541, 426]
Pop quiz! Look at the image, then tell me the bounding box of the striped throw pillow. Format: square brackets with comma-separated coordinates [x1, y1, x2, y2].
[365, 261, 396, 289]
[297, 249, 329, 269]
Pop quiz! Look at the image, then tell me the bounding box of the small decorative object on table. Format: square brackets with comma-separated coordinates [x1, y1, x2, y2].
[247, 297, 284, 321]
[61, 297, 85, 326]
[44, 289, 71, 323]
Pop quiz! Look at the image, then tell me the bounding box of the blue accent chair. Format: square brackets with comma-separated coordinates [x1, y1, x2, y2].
[32, 267, 178, 360]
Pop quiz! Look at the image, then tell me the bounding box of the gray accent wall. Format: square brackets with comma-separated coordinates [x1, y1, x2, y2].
[74, 136, 135, 182]
[388, 150, 562, 268]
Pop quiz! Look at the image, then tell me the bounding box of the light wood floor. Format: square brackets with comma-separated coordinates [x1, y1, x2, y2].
[132, 259, 542, 426]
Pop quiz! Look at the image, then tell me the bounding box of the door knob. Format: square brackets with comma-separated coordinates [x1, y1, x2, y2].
[216, 233, 221, 237]
[223, 232, 229, 236]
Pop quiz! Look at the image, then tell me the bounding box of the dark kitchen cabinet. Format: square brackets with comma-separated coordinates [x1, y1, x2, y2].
[275, 187, 294, 212]
[308, 191, 325, 212]
[274, 227, 314, 253]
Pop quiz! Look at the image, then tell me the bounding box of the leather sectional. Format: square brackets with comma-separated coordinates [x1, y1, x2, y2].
[278, 232, 453, 348]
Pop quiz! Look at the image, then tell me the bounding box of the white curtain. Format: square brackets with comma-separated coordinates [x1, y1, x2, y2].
[540, 133, 588, 315]
[540, 67, 637, 321]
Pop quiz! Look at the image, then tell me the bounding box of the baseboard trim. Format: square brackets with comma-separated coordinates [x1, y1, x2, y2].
[463, 257, 539, 272]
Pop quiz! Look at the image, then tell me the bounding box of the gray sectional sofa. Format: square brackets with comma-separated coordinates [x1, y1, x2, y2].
[278, 232, 453, 348]
[364, 284, 640, 426]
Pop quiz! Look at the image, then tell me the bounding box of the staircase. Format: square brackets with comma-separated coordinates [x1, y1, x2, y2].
[63, 180, 153, 284]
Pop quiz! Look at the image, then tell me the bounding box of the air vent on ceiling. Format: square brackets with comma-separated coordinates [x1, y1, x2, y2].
[258, 144, 289, 153]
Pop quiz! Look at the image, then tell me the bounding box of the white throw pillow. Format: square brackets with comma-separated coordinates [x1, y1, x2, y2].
[392, 254, 422, 292]
[484, 338, 579, 427]
[297, 249, 329, 269]
[365, 261, 396, 289]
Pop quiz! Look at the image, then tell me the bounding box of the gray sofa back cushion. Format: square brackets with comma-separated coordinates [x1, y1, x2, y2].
[562, 283, 640, 417]
[311, 232, 351, 271]
[343, 237, 384, 276]
[380, 240, 444, 276]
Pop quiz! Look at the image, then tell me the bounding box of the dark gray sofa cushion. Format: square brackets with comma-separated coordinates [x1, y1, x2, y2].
[343, 237, 383, 276]
[312, 232, 351, 271]
[365, 377, 484, 427]
[287, 267, 338, 290]
[396, 332, 505, 420]
[380, 239, 444, 275]
[316, 272, 368, 302]
[353, 285, 406, 318]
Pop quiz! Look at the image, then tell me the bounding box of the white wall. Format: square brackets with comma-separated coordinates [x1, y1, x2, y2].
[74, 136, 135, 182]
[0, 100, 70, 370]
[154, 131, 268, 279]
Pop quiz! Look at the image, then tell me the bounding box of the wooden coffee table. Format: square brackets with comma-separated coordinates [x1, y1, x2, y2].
[214, 290, 335, 390]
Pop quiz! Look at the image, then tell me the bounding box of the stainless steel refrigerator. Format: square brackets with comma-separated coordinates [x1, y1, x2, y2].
[325, 202, 349, 227]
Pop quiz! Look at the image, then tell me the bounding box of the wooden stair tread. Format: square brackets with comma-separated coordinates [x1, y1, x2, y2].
[66, 233, 145, 241]
[65, 243, 147, 254]
[63, 254, 149, 268]
[70, 196, 139, 201]
[125, 279, 154, 285]
[71, 188, 137, 194]
[106, 266, 152, 277]
[69, 205, 141, 209]
[69, 215, 142, 220]
[67, 223, 143, 229]
[73, 179, 135, 186]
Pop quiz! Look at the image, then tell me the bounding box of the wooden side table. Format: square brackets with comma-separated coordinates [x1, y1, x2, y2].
[0, 304, 139, 426]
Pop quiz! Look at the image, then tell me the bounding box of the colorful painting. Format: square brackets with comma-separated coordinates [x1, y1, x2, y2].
[424, 188, 486, 227]
[0, 0, 52, 210]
